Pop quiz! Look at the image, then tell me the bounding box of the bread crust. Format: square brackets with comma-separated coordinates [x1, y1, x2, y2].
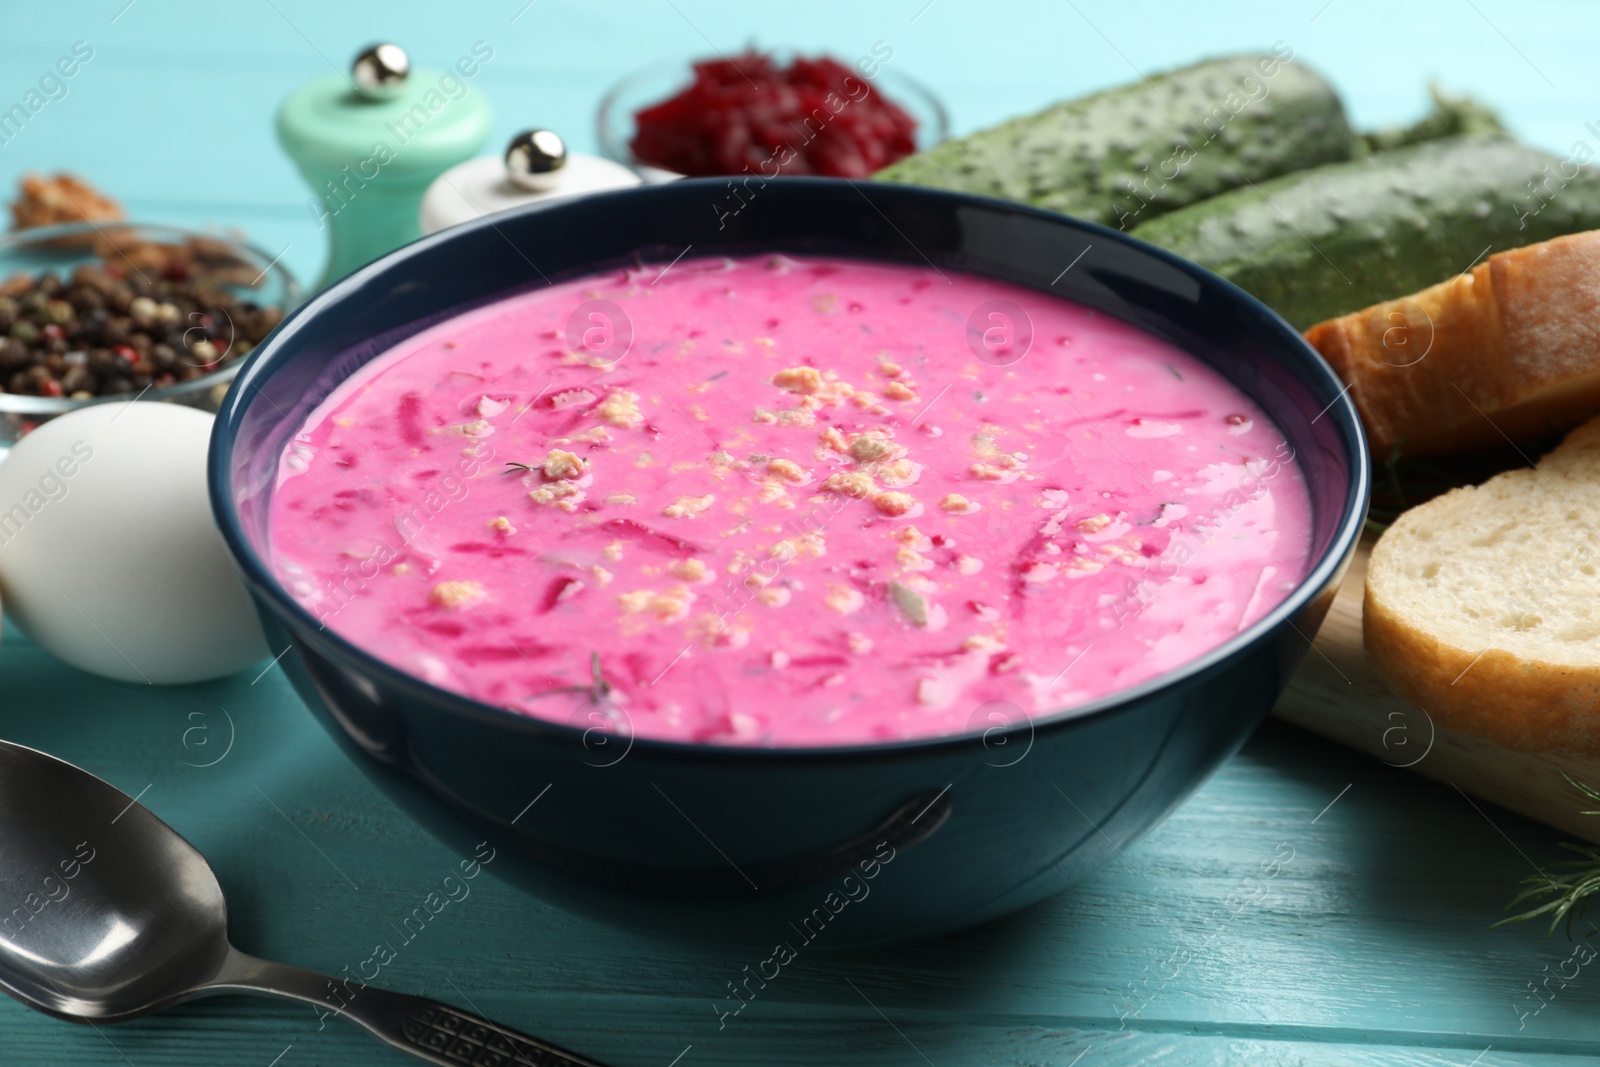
[1306, 230, 1600, 458]
[1364, 583, 1600, 755]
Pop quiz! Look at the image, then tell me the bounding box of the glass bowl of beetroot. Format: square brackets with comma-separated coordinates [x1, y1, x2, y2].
[597, 48, 949, 182]
[0, 222, 300, 446]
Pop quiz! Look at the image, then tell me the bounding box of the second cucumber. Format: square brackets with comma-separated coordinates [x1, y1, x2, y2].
[1132, 136, 1600, 330]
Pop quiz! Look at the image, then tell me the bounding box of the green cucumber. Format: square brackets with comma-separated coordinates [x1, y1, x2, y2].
[874, 49, 1354, 230]
[1131, 136, 1600, 330]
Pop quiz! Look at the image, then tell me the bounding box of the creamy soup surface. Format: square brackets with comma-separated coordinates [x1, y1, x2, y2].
[268, 255, 1313, 746]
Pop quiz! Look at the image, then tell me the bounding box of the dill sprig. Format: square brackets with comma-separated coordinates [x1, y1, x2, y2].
[1494, 775, 1600, 938]
[525, 653, 614, 705]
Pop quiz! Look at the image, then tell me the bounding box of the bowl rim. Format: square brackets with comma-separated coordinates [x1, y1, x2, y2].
[594, 51, 952, 178]
[210, 177, 1370, 764]
[0, 220, 302, 416]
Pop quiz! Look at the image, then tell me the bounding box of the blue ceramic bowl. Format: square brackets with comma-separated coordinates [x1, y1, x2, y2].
[210, 178, 1368, 948]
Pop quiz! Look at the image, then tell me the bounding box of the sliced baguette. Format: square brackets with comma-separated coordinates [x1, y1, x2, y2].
[1365, 415, 1600, 754]
[1305, 230, 1600, 458]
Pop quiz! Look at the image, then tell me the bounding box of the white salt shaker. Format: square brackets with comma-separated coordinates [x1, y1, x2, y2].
[419, 128, 642, 234]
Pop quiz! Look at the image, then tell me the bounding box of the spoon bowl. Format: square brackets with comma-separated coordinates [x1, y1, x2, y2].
[0, 740, 608, 1065]
[0, 740, 229, 1023]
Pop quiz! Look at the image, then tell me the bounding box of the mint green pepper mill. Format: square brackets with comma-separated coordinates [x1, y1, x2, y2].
[277, 43, 494, 290]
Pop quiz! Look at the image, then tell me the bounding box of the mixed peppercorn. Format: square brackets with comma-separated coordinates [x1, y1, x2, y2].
[0, 246, 282, 399]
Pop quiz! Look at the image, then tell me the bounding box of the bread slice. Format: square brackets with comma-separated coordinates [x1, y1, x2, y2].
[1365, 416, 1600, 754]
[1306, 230, 1600, 458]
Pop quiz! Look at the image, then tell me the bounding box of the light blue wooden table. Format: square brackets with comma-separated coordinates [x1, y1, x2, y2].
[4, 2, 1600, 1063]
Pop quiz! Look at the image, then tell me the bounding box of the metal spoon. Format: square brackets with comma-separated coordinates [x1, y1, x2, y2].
[0, 739, 609, 1066]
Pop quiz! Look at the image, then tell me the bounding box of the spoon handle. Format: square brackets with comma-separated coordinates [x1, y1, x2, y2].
[211, 949, 611, 1066]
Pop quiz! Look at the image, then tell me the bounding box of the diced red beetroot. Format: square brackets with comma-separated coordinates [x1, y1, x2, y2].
[598, 517, 701, 555]
[457, 644, 553, 666]
[397, 393, 425, 445]
[450, 542, 530, 558]
[417, 619, 466, 637]
[788, 654, 849, 669]
[622, 650, 656, 687]
[539, 575, 585, 614]
[629, 51, 918, 178]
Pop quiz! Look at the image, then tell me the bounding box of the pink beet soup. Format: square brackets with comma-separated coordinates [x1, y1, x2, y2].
[267, 255, 1313, 746]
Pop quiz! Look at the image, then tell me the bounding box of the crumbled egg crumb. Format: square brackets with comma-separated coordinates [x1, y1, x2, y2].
[542, 449, 585, 480]
[892, 526, 932, 550]
[770, 531, 826, 562]
[668, 558, 709, 582]
[432, 419, 492, 438]
[488, 516, 515, 534]
[767, 457, 808, 483]
[528, 481, 584, 511]
[873, 491, 916, 517]
[825, 584, 864, 615]
[596, 389, 644, 429]
[753, 407, 816, 427]
[618, 584, 695, 622]
[1061, 557, 1106, 577]
[875, 458, 919, 487]
[429, 580, 486, 610]
[689, 613, 752, 649]
[848, 433, 898, 465]
[822, 471, 876, 498]
[773, 366, 823, 394]
[663, 494, 715, 519]
[896, 547, 934, 571]
[941, 493, 976, 513]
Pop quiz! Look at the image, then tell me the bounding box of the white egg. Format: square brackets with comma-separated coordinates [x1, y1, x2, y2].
[0, 401, 267, 683]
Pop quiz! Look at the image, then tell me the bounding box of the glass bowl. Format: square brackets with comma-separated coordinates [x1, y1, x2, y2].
[0, 222, 302, 447]
[596, 50, 951, 183]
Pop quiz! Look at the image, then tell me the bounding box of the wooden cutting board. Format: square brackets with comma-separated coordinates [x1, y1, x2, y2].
[1272, 534, 1600, 844]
